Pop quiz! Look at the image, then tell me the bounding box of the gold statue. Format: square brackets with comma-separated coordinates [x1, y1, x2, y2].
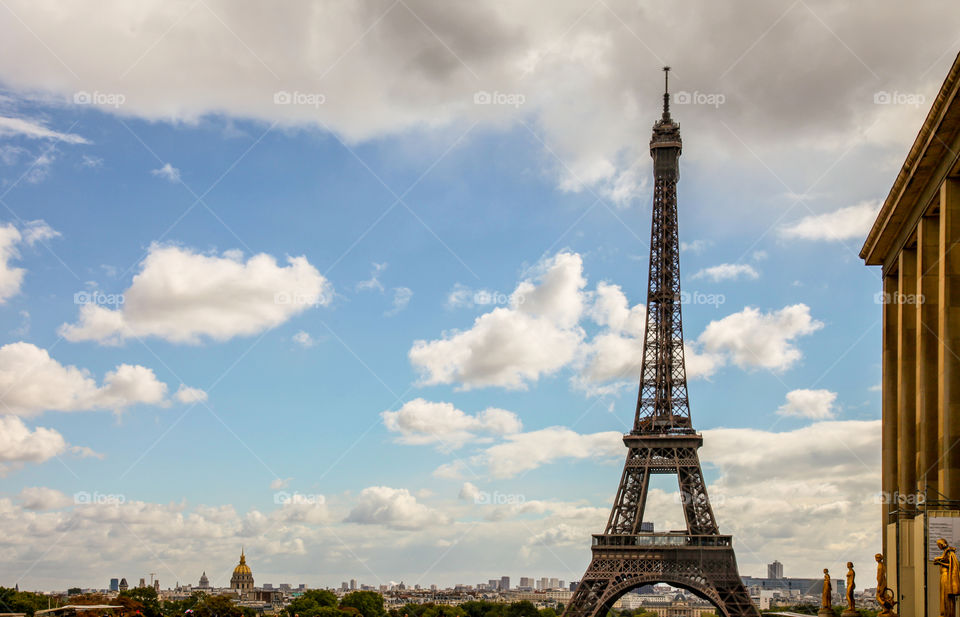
[875, 553, 898, 617]
[933, 538, 960, 617]
[818, 568, 835, 616]
[841, 562, 857, 617]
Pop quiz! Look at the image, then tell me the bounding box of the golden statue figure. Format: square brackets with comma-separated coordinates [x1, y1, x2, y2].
[933, 538, 960, 617]
[818, 568, 835, 616]
[841, 562, 857, 617]
[875, 553, 898, 617]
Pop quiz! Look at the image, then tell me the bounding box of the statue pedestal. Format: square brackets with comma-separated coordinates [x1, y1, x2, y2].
[817, 609, 836, 617]
[841, 610, 858, 617]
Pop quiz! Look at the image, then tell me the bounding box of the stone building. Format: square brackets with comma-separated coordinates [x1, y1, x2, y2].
[230, 548, 255, 592]
[860, 50, 960, 616]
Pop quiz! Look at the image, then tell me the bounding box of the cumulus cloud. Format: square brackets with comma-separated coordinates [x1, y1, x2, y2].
[344, 486, 448, 529]
[0, 415, 68, 474]
[777, 388, 837, 419]
[150, 162, 181, 183]
[0, 341, 190, 417]
[0, 0, 947, 206]
[693, 304, 824, 374]
[59, 244, 331, 344]
[476, 427, 623, 479]
[174, 384, 208, 404]
[0, 220, 60, 303]
[780, 200, 882, 241]
[409, 252, 586, 390]
[0, 223, 25, 303]
[576, 282, 646, 387]
[691, 263, 759, 282]
[0, 116, 88, 144]
[382, 398, 522, 451]
[17, 486, 73, 510]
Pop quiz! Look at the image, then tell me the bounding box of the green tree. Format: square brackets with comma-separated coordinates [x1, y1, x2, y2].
[339, 592, 385, 617]
[119, 586, 162, 617]
[193, 595, 243, 617]
[506, 602, 538, 617]
[284, 590, 340, 617]
[538, 609, 558, 617]
[0, 587, 55, 617]
[421, 606, 465, 617]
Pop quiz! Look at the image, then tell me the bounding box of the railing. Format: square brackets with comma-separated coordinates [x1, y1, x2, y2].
[592, 533, 732, 548]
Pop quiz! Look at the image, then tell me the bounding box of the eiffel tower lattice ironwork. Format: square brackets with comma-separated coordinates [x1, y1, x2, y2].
[563, 68, 760, 617]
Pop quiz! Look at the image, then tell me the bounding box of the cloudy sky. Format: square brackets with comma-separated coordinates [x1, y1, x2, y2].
[0, 0, 956, 593]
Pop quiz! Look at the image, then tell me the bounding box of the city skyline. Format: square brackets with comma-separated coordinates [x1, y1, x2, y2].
[1, 0, 957, 593]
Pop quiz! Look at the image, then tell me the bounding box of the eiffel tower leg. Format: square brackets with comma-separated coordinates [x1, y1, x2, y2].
[605, 449, 650, 534]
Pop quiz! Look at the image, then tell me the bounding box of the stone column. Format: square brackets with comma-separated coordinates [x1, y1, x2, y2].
[882, 270, 899, 554]
[898, 248, 918, 508]
[940, 178, 960, 499]
[917, 215, 940, 499]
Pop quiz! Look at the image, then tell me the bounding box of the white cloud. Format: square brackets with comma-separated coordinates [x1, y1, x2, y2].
[0, 116, 88, 143]
[386, 286, 412, 316]
[0, 223, 25, 303]
[59, 244, 331, 344]
[476, 427, 623, 478]
[150, 162, 181, 183]
[17, 486, 73, 510]
[356, 262, 387, 292]
[270, 477, 292, 490]
[344, 486, 448, 530]
[174, 384, 208, 404]
[695, 304, 823, 373]
[780, 200, 882, 242]
[21, 220, 60, 245]
[576, 282, 646, 386]
[777, 388, 837, 419]
[0, 415, 68, 474]
[681, 240, 712, 254]
[292, 330, 316, 348]
[409, 252, 586, 390]
[382, 398, 521, 451]
[0, 341, 188, 417]
[691, 263, 759, 282]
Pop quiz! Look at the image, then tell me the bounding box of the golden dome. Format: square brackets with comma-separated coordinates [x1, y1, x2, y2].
[233, 549, 252, 576]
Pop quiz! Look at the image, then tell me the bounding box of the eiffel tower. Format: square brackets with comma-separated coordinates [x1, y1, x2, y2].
[563, 68, 759, 617]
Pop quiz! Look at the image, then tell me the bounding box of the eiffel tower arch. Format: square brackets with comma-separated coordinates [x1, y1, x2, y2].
[563, 68, 760, 617]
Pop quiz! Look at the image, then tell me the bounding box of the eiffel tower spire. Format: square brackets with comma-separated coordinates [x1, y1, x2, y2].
[635, 65, 690, 435]
[563, 68, 759, 617]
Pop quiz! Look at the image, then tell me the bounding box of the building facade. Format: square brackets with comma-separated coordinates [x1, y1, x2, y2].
[230, 549, 255, 591]
[861, 51, 960, 616]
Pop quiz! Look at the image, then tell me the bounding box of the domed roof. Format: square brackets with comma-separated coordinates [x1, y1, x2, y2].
[233, 549, 252, 576]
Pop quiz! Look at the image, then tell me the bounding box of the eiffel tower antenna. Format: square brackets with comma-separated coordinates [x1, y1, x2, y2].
[563, 68, 759, 617]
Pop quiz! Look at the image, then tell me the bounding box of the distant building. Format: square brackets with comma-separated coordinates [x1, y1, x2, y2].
[139, 579, 146, 588]
[153, 580, 159, 593]
[350, 579, 357, 590]
[519, 577, 534, 590]
[341, 582, 349, 591]
[230, 548, 254, 591]
[640, 522, 654, 533]
[488, 579, 499, 591]
[767, 561, 783, 580]
[119, 578, 128, 592]
[549, 578, 559, 590]
[500, 576, 510, 591]
[110, 579, 119, 592]
[198, 572, 210, 589]
[569, 582, 578, 591]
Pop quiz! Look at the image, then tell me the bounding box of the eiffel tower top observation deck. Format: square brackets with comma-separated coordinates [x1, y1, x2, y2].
[634, 67, 692, 436]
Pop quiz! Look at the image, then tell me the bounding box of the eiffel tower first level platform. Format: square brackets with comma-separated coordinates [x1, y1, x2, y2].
[563, 67, 759, 617]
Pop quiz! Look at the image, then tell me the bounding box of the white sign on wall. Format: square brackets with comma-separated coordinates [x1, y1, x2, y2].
[928, 516, 960, 559]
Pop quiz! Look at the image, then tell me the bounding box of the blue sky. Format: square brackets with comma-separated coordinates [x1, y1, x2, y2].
[0, 0, 957, 593]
